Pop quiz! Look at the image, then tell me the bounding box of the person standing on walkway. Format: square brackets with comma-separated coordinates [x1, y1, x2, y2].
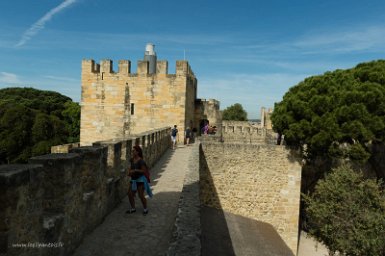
[171, 125, 178, 149]
[185, 126, 191, 146]
[127, 145, 152, 215]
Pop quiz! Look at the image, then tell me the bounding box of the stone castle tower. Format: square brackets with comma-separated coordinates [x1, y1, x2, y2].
[80, 44, 220, 146]
[260, 107, 273, 129]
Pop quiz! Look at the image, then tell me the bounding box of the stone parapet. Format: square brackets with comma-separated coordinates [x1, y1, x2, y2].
[0, 128, 171, 256]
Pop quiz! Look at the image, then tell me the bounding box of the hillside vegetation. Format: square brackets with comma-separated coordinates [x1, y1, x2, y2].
[0, 87, 80, 163]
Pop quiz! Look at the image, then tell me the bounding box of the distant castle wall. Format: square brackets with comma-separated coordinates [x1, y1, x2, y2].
[80, 59, 197, 146]
[194, 99, 222, 134]
[221, 120, 276, 144]
[260, 107, 273, 129]
[0, 128, 171, 256]
[200, 142, 302, 254]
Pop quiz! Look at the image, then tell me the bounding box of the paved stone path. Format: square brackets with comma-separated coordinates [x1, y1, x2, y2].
[72, 142, 328, 256]
[297, 231, 328, 256]
[201, 207, 295, 256]
[73, 145, 193, 256]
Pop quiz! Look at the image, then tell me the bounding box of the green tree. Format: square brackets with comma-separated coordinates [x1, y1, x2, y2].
[303, 165, 385, 256]
[222, 103, 248, 121]
[0, 87, 80, 163]
[31, 113, 67, 156]
[62, 101, 80, 142]
[271, 60, 385, 162]
[0, 104, 33, 163]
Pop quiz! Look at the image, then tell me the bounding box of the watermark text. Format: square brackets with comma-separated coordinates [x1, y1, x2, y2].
[11, 242, 64, 248]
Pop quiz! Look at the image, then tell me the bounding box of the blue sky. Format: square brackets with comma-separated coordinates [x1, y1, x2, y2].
[1, 0, 385, 119]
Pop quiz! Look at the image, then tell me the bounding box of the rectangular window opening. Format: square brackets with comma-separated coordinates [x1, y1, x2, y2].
[131, 103, 135, 115]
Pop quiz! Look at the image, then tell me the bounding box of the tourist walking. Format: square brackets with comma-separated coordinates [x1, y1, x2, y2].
[127, 145, 152, 215]
[171, 125, 178, 149]
[185, 126, 192, 146]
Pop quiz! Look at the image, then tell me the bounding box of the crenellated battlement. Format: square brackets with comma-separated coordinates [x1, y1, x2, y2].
[81, 59, 195, 78]
[221, 120, 277, 144]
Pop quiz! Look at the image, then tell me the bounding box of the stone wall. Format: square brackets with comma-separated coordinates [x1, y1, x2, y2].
[194, 99, 222, 135]
[200, 142, 302, 254]
[0, 128, 171, 256]
[260, 107, 273, 129]
[80, 59, 197, 146]
[51, 143, 80, 153]
[221, 120, 276, 144]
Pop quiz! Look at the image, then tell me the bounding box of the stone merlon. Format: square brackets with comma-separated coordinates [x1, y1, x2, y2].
[81, 59, 195, 78]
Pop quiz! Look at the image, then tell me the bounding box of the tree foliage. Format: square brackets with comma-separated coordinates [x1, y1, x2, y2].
[222, 103, 248, 121]
[303, 165, 385, 255]
[271, 60, 385, 162]
[0, 87, 80, 163]
[62, 101, 81, 143]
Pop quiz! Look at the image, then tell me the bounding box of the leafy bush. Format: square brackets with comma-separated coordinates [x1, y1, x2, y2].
[303, 165, 385, 255]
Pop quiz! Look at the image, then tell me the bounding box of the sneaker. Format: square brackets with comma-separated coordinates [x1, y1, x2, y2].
[143, 209, 149, 215]
[125, 208, 136, 214]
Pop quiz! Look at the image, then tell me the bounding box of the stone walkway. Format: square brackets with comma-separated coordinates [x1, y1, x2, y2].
[72, 142, 328, 256]
[297, 231, 328, 256]
[73, 145, 193, 256]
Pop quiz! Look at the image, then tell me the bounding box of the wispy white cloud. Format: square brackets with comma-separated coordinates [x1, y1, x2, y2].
[215, 25, 385, 58]
[43, 75, 79, 83]
[15, 0, 78, 47]
[294, 26, 385, 54]
[0, 72, 22, 84]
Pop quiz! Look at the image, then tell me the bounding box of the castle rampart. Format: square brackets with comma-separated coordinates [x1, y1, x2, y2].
[0, 128, 171, 256]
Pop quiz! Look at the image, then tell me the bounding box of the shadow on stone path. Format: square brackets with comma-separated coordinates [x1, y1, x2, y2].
[201, 207, 294, 256]
[73, 145, 193, 256]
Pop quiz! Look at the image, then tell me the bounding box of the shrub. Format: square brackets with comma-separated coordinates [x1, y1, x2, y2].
[303, 165, 385, 255]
